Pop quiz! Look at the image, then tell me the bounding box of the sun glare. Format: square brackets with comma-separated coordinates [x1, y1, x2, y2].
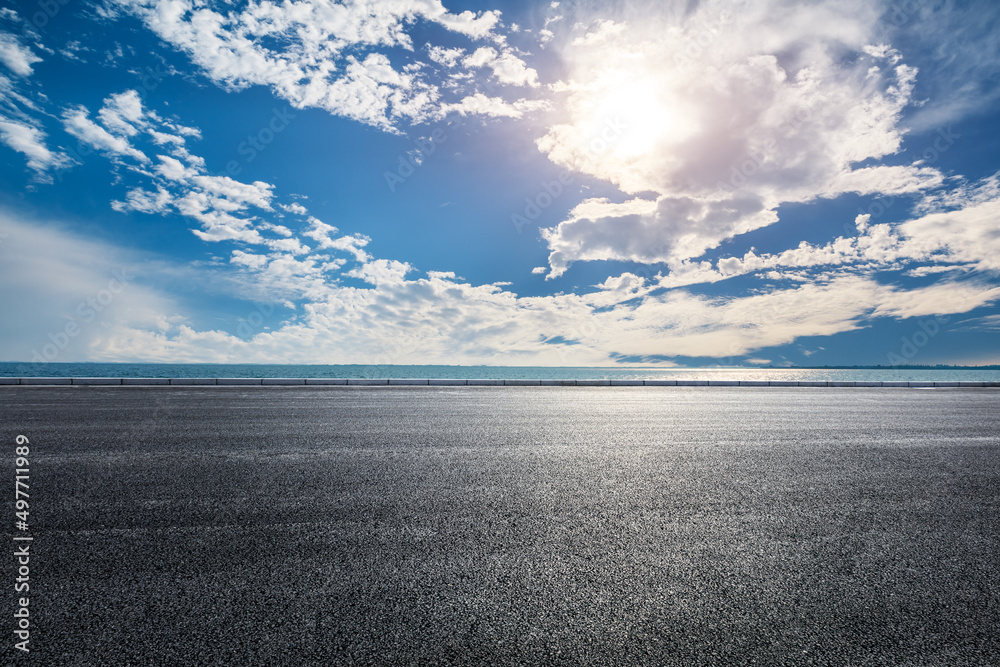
[576, 69, 693, 161]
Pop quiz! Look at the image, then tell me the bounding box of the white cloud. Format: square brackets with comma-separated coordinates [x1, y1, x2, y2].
[906, 264, 975, 278]
[64, 265, 1000, 366]
[118, 0, 521, 130]
[148, 129, 184, 146]
[881, 1, 1000, 131]
[265, 237, 310, 255]
[428, 45, 464, 68]
[345, 259, 412, 286]
[98, 89, 146, 136]
[629, 174, 1000, 286]
[896, 190, 1000, 272]
[462, 46, 539, 87]
[0, 32, 41, 76]
[442, 93, 548, 118]
[463, 46, 497, 69]
[821, 165, 946, 198]
[59, 40, 88, 62]
[302, 217, 371, 262]
[0, 211, 185, 361]
[871, 281, 1000, 320]
[950, 314, 1000, 333]
[434, 9, 500, 39]
[0, 119, 72, 174]
[69, 90, 292, 249]
[570, 20, 624, 47]
[534, 1, 948, 277]
[155, 154, 198, 181]
[230, 250, 268, 271]
[5, 2, 997, 368]
[191, 175, 273, 210]
[488, 51, 539, 87]
[62, 105, 148, 163]
[280, 202, 308, 216]
[175, 192, 266, 245]
[541, 195, 778, 278]
[320, 234, 372, 263]
[112, 186, 172, 214]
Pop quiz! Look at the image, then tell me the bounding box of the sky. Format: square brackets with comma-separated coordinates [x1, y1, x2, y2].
[1, 0, 999, 367]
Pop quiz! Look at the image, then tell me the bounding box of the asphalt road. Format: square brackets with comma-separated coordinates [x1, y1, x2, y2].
[3, 386, 999, 666]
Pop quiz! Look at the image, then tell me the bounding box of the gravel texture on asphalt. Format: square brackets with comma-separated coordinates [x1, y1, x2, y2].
[3, 386, 999, 666]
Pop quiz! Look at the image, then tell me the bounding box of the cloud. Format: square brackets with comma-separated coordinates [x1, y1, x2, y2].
[62, 105, 148, 163]
[950, 314, 1000, 333]
[462, 46, 539, 87]
[4, 1, 997, 368]
[534, 0, 949, 277]
[443, 93, 548, 118]
[5, 73, 997, 367]
[302, 217, 371, 262]
[59, 40, 88, 62]
[879, 0, 1000, 131]
[896, 185, 1000, 272]
[0, 211, 184, 362]
[230, 250, 268, 271]
[0, 32, 41, 76]
[97, 90, 146, 136]
[345, 259, 412, 286]
[280, 202, 308, 216]
[602, 172, 1000, 288]
[56, 89, 299, 249]
[428, 46, 464, 68]
[61, 261, 1000, 365]
[433, 9, 501, 39]
[542, 195, 778, 278]
[0, 119, 72, 174]
[118, 0, 527, 131]
[191, 175, 273, 210]
[72, 95, 380, 275]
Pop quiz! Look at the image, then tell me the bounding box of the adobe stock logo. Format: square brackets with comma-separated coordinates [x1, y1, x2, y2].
[29, 268, 134, 363]
[384, 127, 448, 192]
[886, 315, 949, 366]
[223, 107, 297, 177]
[511, 117, 627, 234]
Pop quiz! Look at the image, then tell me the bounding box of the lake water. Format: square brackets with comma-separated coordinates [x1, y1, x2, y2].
[3, 362, 1000, 382]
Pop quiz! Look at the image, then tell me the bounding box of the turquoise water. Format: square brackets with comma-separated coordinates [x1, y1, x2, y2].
[3, 362, 1000, 382]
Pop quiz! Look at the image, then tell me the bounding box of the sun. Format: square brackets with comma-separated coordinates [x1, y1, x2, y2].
[599, 80, 675, 157]
[572, 66, 695, 163]
[539, 45, 702, 194]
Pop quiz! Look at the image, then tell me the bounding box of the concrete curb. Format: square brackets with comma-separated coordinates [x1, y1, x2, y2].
[1, 378, 998, 387]
[123, 377, 169, 385]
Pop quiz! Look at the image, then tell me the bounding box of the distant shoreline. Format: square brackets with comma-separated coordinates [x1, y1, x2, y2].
[2, 362, 999, 370]
[2, 378, 999, 388]
[4, 362, 1000, 384]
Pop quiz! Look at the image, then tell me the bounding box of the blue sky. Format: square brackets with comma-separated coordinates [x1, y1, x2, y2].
[1, 0, 999, 367]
